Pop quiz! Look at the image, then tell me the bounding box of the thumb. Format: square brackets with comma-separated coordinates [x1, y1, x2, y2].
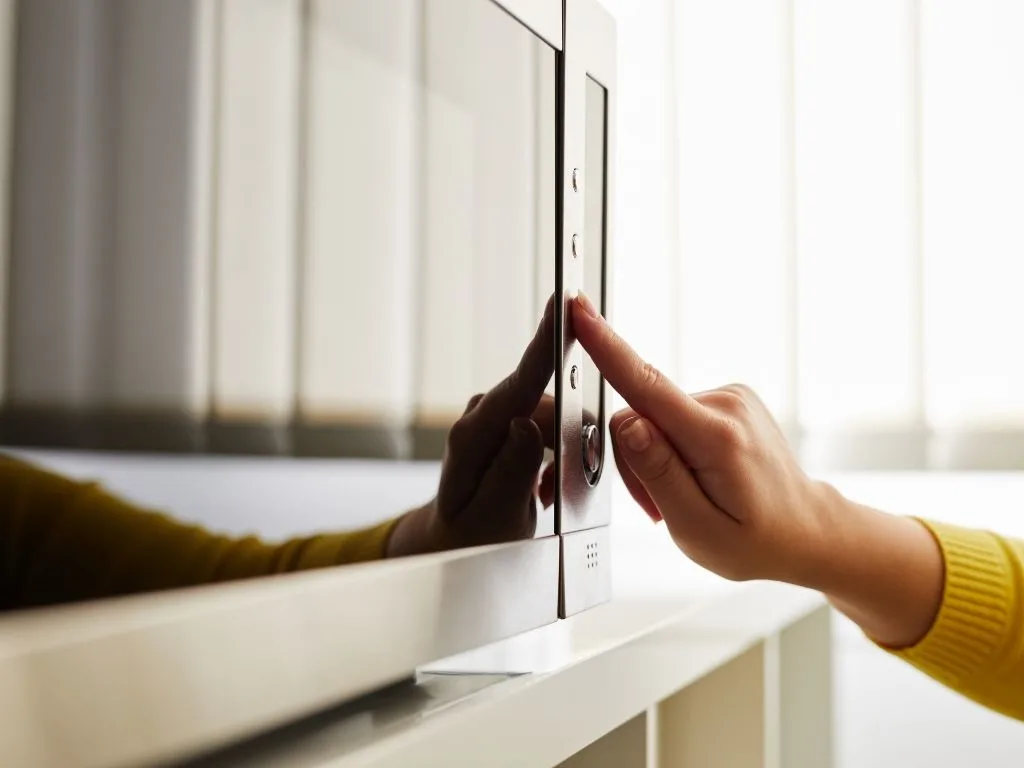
[610, 408, 661, 522]
[615, 417, 727, 544]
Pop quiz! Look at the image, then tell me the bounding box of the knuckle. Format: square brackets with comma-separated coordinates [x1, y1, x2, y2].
[719, 389, 748, 414]
[704, 388, 752, 420]
[498, 370, 530, 406]
[636, 361, 664, 391]
[495, 373, 517, 397]
[726, 383, 767, 411]
[696, 390, 729, 407]
[716, 420, 750, 456]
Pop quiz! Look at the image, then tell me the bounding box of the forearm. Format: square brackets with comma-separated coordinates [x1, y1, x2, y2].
[807, 482, 945, 648]
[805, 482, 1024, 721]
[1, 456, 399, 610]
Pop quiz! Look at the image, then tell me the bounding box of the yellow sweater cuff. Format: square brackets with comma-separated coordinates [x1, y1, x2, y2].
[891, 519, 1017, 688]
[296, 518, 402, 569]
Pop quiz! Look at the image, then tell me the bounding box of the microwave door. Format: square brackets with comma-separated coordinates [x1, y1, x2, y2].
[1, 0, 571, 764]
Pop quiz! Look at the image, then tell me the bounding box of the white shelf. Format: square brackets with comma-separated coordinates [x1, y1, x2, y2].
[186, 584, 828, 767]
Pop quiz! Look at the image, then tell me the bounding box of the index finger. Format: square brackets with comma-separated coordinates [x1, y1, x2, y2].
[571, 295, 716, 458]
[471, 294, 556, 429]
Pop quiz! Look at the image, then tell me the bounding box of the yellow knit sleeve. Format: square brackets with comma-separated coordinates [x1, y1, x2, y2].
[0, 455, 402, 610]
[889, 519, 1024, 721]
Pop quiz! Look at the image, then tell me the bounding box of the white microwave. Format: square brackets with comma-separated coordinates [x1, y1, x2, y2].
[0, 0, 616, 764]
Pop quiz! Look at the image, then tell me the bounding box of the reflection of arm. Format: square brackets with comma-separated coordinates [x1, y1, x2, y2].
[0, 456, 399, 611]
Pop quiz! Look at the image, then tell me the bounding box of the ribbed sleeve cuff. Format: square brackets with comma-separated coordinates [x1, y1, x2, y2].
[891, 519, 1017, 688]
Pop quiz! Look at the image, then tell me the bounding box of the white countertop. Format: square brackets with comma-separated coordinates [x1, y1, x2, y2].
[0, 548, 823, 768]
[185, 583, 825, 767]
[7, 465, 1011, 767]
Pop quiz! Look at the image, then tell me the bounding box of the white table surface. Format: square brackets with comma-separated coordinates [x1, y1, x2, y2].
[185, 583, 825, 767]
[10, 452, 1021, 767]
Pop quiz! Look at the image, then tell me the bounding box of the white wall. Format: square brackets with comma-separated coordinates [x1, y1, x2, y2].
[595, 0, 1024, 762]
[588, 0, 679, 384]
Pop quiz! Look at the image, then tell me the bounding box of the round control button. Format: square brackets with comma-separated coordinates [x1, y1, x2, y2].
[582, 423, 602, 482]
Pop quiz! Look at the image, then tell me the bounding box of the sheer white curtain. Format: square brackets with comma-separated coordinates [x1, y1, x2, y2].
[607, 0, 1024, 470]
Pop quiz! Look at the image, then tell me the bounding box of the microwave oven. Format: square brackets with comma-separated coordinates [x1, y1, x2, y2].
[0, 0, 616, 764]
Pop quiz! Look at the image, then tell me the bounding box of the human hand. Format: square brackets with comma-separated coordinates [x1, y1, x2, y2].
[388, 300, 557, 556]
[570, 293, 832, 585]
[571, 295, 946, 647]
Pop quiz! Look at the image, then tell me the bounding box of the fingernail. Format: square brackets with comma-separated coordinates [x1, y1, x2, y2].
[510, 417, 532, 438]
[620, 418, 651, 452]
[576, 292, 599, 318]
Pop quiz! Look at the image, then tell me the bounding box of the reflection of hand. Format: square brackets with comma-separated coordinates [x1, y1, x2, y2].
[387, 300, 556, 556]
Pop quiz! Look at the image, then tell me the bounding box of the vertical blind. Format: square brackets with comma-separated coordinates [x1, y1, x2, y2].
[0, 0, 554, 459]
[608, 0, 1024, 470]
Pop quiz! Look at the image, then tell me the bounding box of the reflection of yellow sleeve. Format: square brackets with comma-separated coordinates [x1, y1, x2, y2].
[889, 520, 1024, 721]
[0, 456, 399, 611]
